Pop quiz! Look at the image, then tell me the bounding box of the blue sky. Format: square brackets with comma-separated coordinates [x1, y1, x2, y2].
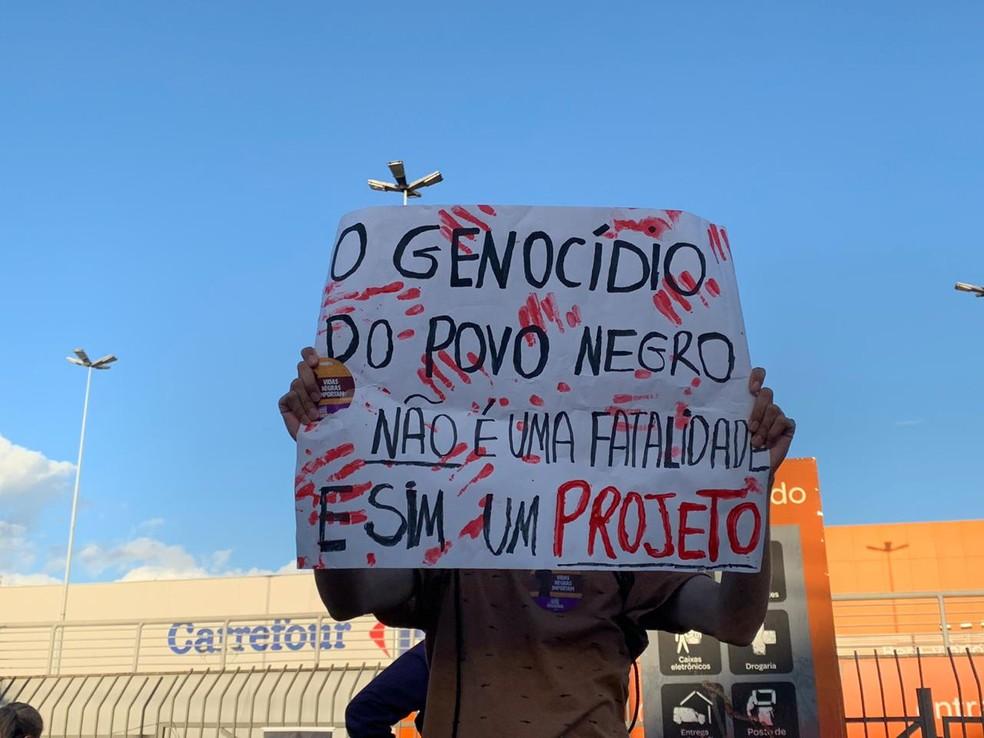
[1, 1, 981, 583]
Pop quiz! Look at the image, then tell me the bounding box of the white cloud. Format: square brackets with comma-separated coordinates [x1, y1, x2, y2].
[118, 564, 211, 582]
[76, 536, 291, 582]
[0, 434, 74, 524]
[0, 436, 73, 585]
[0, 520, 37, 572]
[278, 560, 305, 575]
[209, 548, 233, 570]
[79, 537, 205, 578]
[0, 571, 60, 586]
[0, 435, 292, 586]
[2, 531, 296, 585]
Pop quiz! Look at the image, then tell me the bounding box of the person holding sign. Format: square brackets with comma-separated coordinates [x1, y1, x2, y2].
[281, 351, 793, 738]
[282, 206, 795, 737]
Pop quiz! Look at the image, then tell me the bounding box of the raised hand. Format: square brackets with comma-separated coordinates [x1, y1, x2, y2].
[278, 347, 322, 440]
[747, 367, 795, 472]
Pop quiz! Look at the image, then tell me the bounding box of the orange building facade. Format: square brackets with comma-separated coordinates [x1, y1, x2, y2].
[828, 520, 984, 595]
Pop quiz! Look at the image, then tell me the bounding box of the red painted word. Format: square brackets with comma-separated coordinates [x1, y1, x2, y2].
[553, 479, 761, 563]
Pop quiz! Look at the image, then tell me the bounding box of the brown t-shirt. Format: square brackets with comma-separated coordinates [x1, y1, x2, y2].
[377, 569, 699, 738]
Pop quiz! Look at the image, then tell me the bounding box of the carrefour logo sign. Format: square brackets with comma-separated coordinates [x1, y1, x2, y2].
[167, 619, 352, 655]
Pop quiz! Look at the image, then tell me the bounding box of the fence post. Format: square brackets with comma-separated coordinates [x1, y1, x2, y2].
[132, 621, 145, 672]
[937, 594, 952, 651]
[221, 618, 231, 670]
[916, 687, 938, 738]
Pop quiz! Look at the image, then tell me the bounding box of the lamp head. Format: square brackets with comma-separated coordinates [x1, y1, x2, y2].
[408, 171, 443, 191]
[92, 354, 118, 369]
[387, 160, 408, 188]
[368, 179, 401, 192]
[955, 281, 984, 296]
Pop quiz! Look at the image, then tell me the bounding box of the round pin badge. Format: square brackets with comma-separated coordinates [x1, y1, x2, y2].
[315, 357, 355, 417]
[527, 570, 585, 613]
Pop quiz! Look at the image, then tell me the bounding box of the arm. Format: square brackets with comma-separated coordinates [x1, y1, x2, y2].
[659, 509, 771, 646]
[660, 367, 794, 646]
[281, 347, 415, 621]
[345, 643, 429, 737]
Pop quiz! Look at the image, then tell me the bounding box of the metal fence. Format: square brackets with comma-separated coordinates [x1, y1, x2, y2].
[833, 591, 984, 656]
[0, 664, 382, 737]
[833, 591, 984, 738]
[0, 612, 421, 737]
[843, 648, 983, 738]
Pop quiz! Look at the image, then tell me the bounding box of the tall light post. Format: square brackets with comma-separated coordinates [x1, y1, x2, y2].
[61, 348, 117, 622]
[368, 160, 443, 205]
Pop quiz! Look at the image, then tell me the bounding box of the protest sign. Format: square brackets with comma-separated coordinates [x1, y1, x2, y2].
[294, 205, 769, 571]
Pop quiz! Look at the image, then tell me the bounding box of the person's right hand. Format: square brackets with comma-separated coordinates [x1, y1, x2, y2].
[279, 347, 321, 440]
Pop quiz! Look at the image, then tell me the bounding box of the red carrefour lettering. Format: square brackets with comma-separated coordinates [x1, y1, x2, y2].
[588, 485, 621, 559]
[554, 480, 590, 556]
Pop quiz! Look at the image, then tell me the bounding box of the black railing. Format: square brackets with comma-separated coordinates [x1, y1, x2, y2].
[846, 648, 984, 738]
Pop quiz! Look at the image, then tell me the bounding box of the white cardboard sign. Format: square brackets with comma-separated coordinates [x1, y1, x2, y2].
[294, 205, 769, 572]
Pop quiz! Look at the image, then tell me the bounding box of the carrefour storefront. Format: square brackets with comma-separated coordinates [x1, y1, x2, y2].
[0, 571, 423, 737]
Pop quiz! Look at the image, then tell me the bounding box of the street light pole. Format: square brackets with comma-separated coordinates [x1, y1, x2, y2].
[59, 365, 92, 623]
[60, 348, 117, 623]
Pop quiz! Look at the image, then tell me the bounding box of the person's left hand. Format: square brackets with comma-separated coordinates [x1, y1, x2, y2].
[748, 367, 795, 472]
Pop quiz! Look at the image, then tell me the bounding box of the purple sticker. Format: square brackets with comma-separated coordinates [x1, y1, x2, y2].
[527, 570, 584, 613]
